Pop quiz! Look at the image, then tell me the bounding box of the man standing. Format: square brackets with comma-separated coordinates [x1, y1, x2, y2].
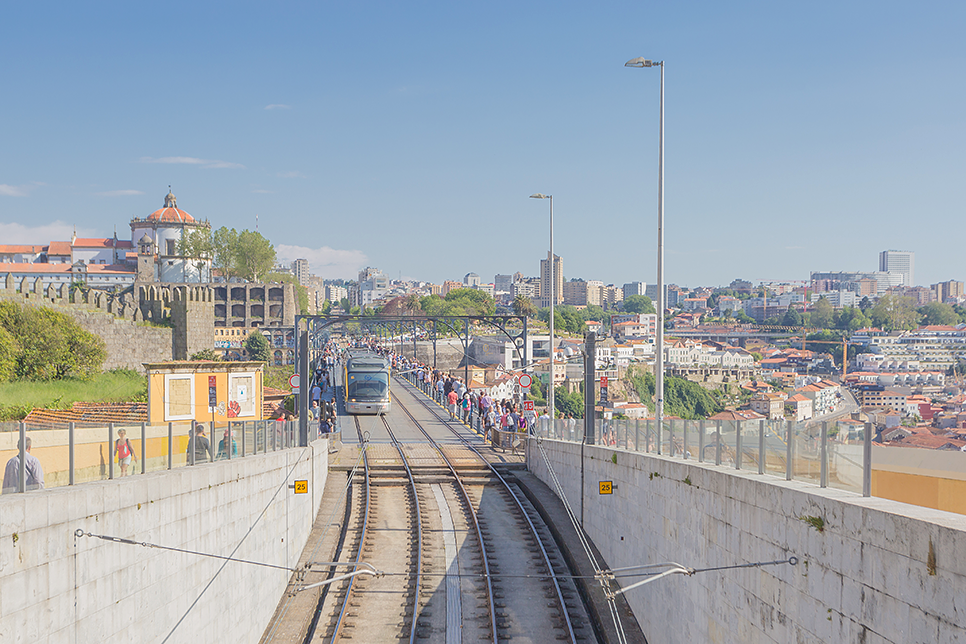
[447, 388, 459, 420]
[187, 422, 212, 465]
[2, 437, 44, 493]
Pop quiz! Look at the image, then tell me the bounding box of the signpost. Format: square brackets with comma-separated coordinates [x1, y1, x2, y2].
[600, 375, 609, 404]
[289, 373, 300, 391]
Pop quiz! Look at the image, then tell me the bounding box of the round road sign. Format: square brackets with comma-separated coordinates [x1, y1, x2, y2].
[289, 374, 300, 389]
[519, 374, 532, 388]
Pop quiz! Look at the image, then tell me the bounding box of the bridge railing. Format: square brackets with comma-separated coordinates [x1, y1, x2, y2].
[534, 416, 872, 496]
[0, 419, 301, 494]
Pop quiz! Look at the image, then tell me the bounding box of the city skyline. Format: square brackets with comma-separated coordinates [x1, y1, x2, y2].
[2, 2, 965, 287]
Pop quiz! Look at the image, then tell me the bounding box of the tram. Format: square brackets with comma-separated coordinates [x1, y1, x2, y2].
[344, 351, 391, 414]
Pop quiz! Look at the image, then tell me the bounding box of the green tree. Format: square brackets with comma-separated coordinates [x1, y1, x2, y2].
[0, 302, 105, 380]
[919, 302, 958, 326]
[810, 297, 834, 328]
[443, 288, 495, 316]
[623, 295, 656, 314]
[870, 295, 920, 331]
[244, 331, 271, 363]
[212, 227, 240, 280]
[176, 227, 214, 281]
[512, 295, 537, 318]
[781, 308, 803, 326]
[190, 348, 221, 361]
[859, 296, 872, 311]
[836, 306, 871, 331]
[554, 386, 584, 418]
[235, 230, 276, 282]
[0, 325, 19, 383]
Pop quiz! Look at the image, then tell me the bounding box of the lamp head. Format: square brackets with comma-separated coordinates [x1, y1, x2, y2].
[530, 193, 551, 199]
[625, 57, 658, 68]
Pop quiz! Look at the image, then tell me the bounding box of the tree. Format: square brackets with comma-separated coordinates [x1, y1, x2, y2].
[870, 295, 920, 331]
[190, 348, 221, 361]
[781, 308, 803, 327]
[0, 302, 105, 380]
[810, 297, 834, 328]
[244, 331, 271, 363]
[176, 228, 214, 281]
[554, 386, 584, 418]
[235, 230, 276, 282]
[859, 296, 872, 312]
[623, 295, 656, 315]
[0, 325, 19, 383]
[919, 302, 958, 326]
[836, 306, 871, 331]
[211, 227, 276, 282]
[512, 295, 537, 318]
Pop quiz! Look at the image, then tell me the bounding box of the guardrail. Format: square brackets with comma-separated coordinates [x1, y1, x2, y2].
[0, 419, 303, 494]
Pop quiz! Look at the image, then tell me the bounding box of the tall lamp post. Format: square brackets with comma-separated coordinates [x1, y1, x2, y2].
[530, 193, 554, 427]
[625, 56, 666, 449]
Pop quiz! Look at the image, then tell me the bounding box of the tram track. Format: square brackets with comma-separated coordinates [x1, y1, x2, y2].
[392, 379, 589, 644]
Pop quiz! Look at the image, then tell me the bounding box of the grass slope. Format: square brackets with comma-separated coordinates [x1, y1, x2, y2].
[0, 369, 147, 421]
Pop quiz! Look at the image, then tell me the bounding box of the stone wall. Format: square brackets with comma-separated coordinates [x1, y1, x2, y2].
[0, 439, 328, 644]
[527, 439, 966, 643]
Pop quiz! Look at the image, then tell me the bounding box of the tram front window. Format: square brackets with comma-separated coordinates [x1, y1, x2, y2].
[347, 376, 388, 400]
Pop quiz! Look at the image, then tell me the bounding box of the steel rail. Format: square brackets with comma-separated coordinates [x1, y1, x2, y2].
[380, 415, 424, 644]
[329, 418, 372, 642]
[396, 373, 579, 644]
[392, 388, 500, 644]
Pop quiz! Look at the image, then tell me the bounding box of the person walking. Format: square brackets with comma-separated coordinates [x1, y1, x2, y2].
[2, 437, 44, 493]
[115, 429, 138, 476]
[447, 388, 459, 420]
[187, 422, 212, 465]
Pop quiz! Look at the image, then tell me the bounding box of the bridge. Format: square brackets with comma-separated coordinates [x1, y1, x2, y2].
[2, 369, 965, 642]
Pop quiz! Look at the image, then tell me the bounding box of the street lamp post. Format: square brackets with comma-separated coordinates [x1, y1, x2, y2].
[530, 193, 554, 428]
[625, 57, 666, 450]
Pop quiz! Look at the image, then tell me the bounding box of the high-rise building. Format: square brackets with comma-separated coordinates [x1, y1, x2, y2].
[622, 281, 646, 300]
[494, 274, 513, 293]
[463, 272, 481, 287]
[291, 258, 309, 286]
[539, 252, 563, 308]
[879, 250, 914, 287]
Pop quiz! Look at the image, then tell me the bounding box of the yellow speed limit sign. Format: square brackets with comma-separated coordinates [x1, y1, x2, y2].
[599, 481, 613, 495]
[293, 480, 308, 494]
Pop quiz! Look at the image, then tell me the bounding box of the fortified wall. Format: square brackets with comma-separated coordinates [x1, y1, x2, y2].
[528, 439, 966, 643]
[0, 277, 214, 370]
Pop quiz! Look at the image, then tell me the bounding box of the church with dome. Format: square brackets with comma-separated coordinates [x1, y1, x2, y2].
[0, 189, 212, 287]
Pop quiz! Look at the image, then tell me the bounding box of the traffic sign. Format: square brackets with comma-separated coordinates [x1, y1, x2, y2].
[519, 374, 532, 389]
[289, 374, 300, 390]
[523, 400, 534, 412]
[293, 480, 308, 494]
[599, 481, 613, 495]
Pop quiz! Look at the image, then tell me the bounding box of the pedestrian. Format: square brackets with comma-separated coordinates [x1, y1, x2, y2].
[447, 387, 459, 419]
[216, 428, 237, 459]
[115, 428, 138, 476]
[312, 382, 322, 405]
[2, 437, 44, 493]
[187, 422, 212, 465]
[311, 400, 321, 420]
[484, 405, 496, 443]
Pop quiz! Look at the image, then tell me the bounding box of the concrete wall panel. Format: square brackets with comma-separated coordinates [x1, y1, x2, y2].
[0, 440, 327, 644]
[527, 439, 966, 643]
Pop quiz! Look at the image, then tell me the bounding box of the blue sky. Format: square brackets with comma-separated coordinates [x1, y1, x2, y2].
[1, 1, 964, 288]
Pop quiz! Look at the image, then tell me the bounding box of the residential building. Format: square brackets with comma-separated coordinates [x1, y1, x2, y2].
[494, 274, 513, 293]
[810, 290, 858, 308]
[853, 327, 966, 370]
[291, 259, 309, 286]
[785, 394, 813, 421]
[879, 250, 915, 287]
[324, 284, 348, 303]
[441, 280, 463, 296]
[622, 281, 646, 300]
[811, 271, 903, 295]
[932, 280, 964, 303]
[463, 272, 481, 287]
[562, 279, 604, 307]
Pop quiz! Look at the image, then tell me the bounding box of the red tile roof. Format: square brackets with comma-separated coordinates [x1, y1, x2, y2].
[0, 245, 45, 253]
[147, 207, 196, 224]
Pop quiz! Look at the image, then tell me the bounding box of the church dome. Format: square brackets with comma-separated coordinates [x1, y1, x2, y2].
[147, 189, 196, 223]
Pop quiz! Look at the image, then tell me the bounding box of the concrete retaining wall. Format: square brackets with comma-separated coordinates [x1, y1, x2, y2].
[528, 439, 966, 643]
[0, 439, 328, 644]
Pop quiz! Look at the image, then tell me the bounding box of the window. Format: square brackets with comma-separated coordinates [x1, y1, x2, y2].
[166, 239, 175, 255]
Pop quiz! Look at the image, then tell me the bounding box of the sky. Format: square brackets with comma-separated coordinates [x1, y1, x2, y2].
[1, 1, 964, 289]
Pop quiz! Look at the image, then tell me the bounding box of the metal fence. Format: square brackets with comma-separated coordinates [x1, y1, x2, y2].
[0, 419, 302, 494]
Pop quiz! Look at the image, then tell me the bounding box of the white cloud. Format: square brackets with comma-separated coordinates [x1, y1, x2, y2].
[277, 171, 305, 178]
[276, 244, 368, 280]
[264, 104, 291, 110]
[0, 221, 97, 244]
[139, 156, 245, 170]
[94, 189, 144, 197]
[0, 183, 42, 197]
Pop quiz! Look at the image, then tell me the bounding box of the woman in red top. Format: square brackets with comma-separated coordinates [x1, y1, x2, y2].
[115, 428, 138, 477]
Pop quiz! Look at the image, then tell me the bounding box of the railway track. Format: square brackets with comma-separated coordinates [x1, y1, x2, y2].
[290, 376, 596, 643]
